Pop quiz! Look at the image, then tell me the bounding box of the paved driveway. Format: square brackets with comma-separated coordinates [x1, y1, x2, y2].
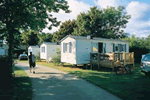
[16, 62, 121, 100]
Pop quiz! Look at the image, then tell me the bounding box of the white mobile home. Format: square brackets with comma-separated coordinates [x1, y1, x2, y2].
[61, 35, 129, 65]
[0, 41, 8, 56]
[40, 42, 60, 61]
[28, 46, 40, 56]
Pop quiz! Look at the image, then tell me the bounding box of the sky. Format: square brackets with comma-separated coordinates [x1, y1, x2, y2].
[42, 0, 150, 38]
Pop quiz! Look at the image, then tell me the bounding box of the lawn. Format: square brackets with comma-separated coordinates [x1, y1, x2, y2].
[18, 60, 150, 100]
[0, 66, 32, 100]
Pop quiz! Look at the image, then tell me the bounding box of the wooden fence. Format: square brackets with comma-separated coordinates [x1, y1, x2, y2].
[90, 52, 134, 69]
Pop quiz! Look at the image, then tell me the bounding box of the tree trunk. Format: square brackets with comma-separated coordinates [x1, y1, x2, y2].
[8, 32, 14, 80]
[6, 24, 15, 80]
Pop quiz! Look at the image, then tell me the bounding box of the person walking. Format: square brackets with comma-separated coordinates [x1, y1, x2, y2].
[28, 52, 36, 74]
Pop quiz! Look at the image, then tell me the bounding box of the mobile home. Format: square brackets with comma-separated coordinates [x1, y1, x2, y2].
[40, 42, 60, 61]
[61, 35, 129, 65]
[28, 46, 40, 56]
[0, 44, 8, 55]
[0, 40, 8, 56]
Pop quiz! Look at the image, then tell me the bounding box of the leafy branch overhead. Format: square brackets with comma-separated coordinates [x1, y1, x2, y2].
[0, 0, 70, 77]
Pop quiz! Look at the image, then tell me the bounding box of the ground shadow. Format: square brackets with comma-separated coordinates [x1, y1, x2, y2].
[1, 67, 150, 100]
[35, 72, 63, 74]
[0, 76, 32, 100]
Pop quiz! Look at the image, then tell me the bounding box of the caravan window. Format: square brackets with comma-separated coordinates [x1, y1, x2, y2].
[42, 47, 45, 53]
[63, 42, 72, 53]
[115, 44, 118, 52]
[28, 49, 32, 52]
[103, 43, 106, 53]
[122, 44, 126, 52]
[63, 43, 68, 53]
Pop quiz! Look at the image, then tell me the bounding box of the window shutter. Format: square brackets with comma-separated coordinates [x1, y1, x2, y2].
[69, 42, 72, 53]
[67, 43, 69, 53]
[63, 43, 65, 53]
[124, 44, 126, 52]
[113, 43, 115, 52]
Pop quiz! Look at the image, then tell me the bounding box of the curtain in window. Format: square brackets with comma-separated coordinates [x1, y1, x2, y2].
[103, 43, 106, 53]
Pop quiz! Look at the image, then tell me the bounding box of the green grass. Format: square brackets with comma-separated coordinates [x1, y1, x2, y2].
[0, 66, 32, 100]
[18, 60, 150, 100]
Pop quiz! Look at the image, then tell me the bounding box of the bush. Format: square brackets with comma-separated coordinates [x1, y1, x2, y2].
[129, 47, 149, 63]
[52, 48, 61, 65]
[52, 55, 61, 65]
[35, 52, 41, 62]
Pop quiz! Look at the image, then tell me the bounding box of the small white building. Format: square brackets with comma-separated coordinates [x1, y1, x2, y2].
[28, 46, 40, 56]
[61, 35, 129, 65]
[40, 42, 60, 61]
[0, 40, 8, 56]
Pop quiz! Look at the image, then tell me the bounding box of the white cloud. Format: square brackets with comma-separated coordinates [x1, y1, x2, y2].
[94, 0, 120, 8]
[125, 1, 150, 37]
[42, 0, 150, 38]
[94, 0, 150, 38]
[126, 1, 150, 20]
[42, 0, 91, 33]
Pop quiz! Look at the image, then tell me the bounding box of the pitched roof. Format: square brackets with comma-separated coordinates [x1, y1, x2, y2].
[60, 35, 129, 43]
[28, 45, 40, 48]
[41, 42, 60, 46]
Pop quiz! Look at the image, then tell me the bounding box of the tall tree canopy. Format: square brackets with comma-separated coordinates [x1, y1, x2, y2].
[73, 6, 130, 39]
[21, 30, 39, 46]
[38, 33, 53, 45]
[52, 19, 77, 42]
[0, 0, 70, 78]
[122, 34, 150, 63]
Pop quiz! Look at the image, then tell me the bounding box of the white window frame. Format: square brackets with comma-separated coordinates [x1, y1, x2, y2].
[28, 49, 32, 52]
[41, 47, 45, 53]
[63, 42, 72, 53]
[63, 43, 68, 53]
[122, 44, 125, 52]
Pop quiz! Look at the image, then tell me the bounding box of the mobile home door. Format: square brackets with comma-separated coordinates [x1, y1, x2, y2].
[98, 42, 103, 53]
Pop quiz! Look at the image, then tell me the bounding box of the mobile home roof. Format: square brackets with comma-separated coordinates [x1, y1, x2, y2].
[60, 35, 129, 43]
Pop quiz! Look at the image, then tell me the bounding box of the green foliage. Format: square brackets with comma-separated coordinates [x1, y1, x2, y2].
[122, 34, 150, 63]
[0, 0, 70, 73]
[52, 19, 77, 42]
[21, 30, 39, 46]
[38, 33, 53, 45]
[52, 48, 61, 65]
[56, 48, 61, 55]
[73, 6, 130, 39]
[35, 52, 41, 62]
[52, 55, 61, 65]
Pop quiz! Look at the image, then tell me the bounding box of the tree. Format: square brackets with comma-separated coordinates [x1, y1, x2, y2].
[145, 35, 150, 49]
[52, 19, 77, 42]
[0, 0, 70, 78]
[122, 34, 149, 63]
[73, 6, 130, 39]
[38, 33, 53, 45]
[21, 30, 39, 46]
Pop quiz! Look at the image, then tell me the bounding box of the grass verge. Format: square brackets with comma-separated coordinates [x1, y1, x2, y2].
[0, 66, 32, 100]
[18, 60, 150, 100]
